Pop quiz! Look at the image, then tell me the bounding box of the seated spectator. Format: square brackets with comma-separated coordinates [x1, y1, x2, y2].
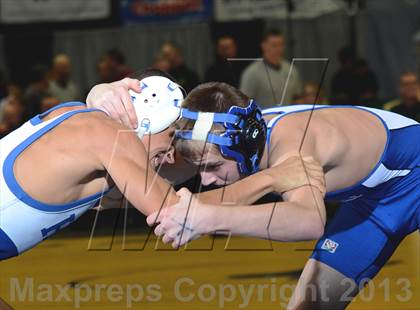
[161, 42, 200, 92]
[0, 82, 22, 122]
[330, 46, 357, 104]
[353, 58, 379, 107]
[98, 48, 133, 83]
[49, 54, 79, 102]
[151, 52, 171, 73]
[240, 29, 302, 108]
[384, 72, 420, 121]
[23, 65, 58, 119]
[205, 35, 243, 87]
[294, 82, 328, 105]
[0, 95, 24, 138]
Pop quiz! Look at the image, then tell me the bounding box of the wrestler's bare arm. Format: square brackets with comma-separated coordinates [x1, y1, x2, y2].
[148, 124, 327, 245]
[86, 81, 280, 207]
[209, 119, 327, 240]
[195, 171, 274, 205]
[86, 79, 325, 206]
[198, 140, 327, 241]
[148, 184, 325, 246]
[89, 115, 178, 215]
[200, 177, 327, 242]
[207, 187, 325, 241]
[197, 156, 325, 205]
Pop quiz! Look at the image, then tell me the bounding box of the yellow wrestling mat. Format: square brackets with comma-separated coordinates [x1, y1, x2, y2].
[1, 232, 418, 309]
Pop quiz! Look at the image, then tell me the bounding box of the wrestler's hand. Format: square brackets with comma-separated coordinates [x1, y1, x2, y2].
[146, 188, 214, 248]
[265, 155, 326, 196]
[86, 77, 140, 129]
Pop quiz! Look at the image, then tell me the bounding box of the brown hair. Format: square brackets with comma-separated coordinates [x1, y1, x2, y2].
[132, 68, 176, 83]
[262, 29, 283, 42]
[175, 82, 249, 160]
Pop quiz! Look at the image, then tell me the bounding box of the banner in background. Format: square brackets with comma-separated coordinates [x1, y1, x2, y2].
[0, 0, 111, 24]
[215, 0, 345, 21]
[121, 0, 212, 24]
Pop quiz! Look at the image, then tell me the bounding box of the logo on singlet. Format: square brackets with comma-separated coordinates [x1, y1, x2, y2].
[321, 238, 339, 253]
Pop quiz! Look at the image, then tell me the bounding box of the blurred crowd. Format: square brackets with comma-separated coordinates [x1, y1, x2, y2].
[0, 28, 419, 139]
[0, 54, 77, 138]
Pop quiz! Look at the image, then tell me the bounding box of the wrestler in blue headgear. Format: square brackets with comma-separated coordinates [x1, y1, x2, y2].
[175, 82, 267, 176]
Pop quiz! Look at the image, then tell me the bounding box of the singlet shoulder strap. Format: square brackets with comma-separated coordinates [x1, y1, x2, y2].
[29, 102, 89, 126]
[3, 105, 108, 212]
[263, 104, 326, 153]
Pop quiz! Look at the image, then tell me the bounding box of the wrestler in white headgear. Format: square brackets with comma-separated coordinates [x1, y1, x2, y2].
[129, 76, 184, 139]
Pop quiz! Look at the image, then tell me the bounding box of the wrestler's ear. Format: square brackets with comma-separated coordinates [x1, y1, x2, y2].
[164, 146, 176, 164]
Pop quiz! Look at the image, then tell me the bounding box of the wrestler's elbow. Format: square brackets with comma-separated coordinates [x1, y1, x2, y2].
[270, 213, 324, 242]
[303, 211, 325, 240]
[285, 208, 325, 241]
[282, 222, 323, 242]
[308, 222, 325, 240]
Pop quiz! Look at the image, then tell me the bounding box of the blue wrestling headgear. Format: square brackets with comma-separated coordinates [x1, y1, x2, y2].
[176, 100, 267, 175]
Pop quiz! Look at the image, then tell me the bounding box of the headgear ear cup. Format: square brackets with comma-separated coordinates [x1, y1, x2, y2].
[221, 100, 267, 174]
[242, 107, 266, 172]
[129, 76, 184, 138]
[177, 100, 267, 175]
[137, 118, 151, 139]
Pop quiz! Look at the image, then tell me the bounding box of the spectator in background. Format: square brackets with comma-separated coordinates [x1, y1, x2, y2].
[205, 35, 243, 87]
[331, 48, 379, 106]
[0, 82, 22, 123]
[353, 58, 379, 107]
[384, 72, 420, 122]
[161, 42, 200, 92]
[331, 46, 357, 104]
[151, 52, 171, 73]
[295, 81, 328, 105]
[0, 94, 24, 138]
[49, 54, 79, 102]
[240, 29, 301, 108]
[98, 48, 133, 83]
[23, 65, 59, 119]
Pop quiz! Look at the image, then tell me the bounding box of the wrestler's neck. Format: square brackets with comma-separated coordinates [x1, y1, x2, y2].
[258, 145, 270, 170]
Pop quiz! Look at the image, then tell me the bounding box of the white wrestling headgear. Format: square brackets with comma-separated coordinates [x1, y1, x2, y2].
[129, 76, 184, 138]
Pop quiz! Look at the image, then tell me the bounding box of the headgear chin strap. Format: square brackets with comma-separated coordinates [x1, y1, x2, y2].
[176, 100, 267, 175]
[129, 76, 184, 138]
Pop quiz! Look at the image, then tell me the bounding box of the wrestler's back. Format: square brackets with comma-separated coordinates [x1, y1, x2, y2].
[13, 107, 111, 205]
[0, 103, 113, 258]
[265, 106, 388, 193]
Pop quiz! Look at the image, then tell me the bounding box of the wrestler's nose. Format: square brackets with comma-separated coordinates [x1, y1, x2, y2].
[200, 171, 217, 186]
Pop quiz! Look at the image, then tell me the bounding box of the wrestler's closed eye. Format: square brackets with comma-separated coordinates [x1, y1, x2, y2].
[200, 162, 223, 172]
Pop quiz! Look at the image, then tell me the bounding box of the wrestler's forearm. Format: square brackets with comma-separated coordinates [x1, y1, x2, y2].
[207, 201, 324, 242]
[208, 186, 326, 241]
[115, 163, 179, 216]
[97, 117, 179, 216]
[86, 80, 125, 106]
[197, 171, 274, 205]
